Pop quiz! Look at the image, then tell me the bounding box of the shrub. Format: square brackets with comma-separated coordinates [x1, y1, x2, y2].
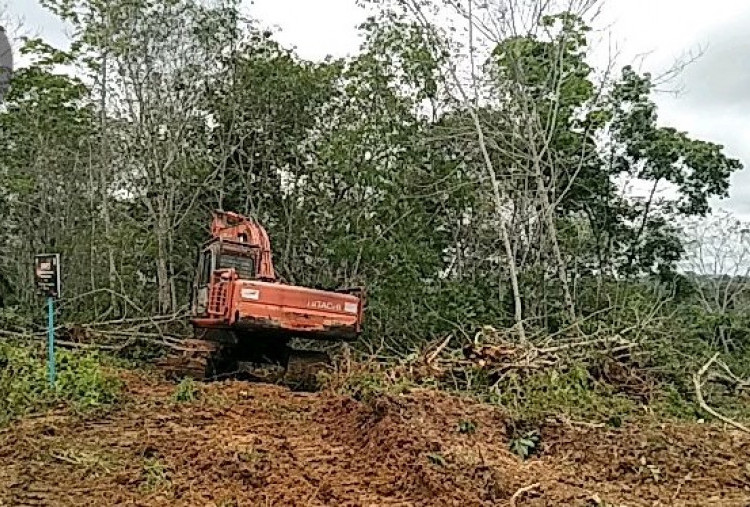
[493, 365, 637, 427]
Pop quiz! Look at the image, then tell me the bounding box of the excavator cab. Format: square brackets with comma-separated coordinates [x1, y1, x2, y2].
[193, 238, 258, 316]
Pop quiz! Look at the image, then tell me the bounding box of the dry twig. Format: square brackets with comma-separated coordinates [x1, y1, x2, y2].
[426, 334, 453, 366]
[693, 353, 750, 434]
[509, 482, 541, 506]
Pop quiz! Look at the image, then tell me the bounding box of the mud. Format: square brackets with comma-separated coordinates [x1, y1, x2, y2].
[0, 371, 748, 506]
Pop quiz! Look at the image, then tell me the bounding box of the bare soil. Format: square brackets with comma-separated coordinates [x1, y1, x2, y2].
[1, 371, 749, 506]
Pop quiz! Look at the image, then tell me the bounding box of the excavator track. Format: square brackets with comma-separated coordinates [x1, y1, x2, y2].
[236, 348, 331, 389]
[284, 349, 330, 390]
[157, 339, 227, 380]
[158, 336, 330, 389]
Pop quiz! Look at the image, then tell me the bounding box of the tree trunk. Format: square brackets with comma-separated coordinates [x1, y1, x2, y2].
[155, 214, 172, 315]
[533, 156, 578, 328]
[99, 48, 120, 314]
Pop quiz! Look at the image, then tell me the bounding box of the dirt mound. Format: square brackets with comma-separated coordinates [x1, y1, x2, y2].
[0, 371, 748, 506]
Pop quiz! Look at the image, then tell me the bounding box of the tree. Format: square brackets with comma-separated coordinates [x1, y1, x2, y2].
[682, 213, 750, 353]
[369, 0, 741, 335]
[0, 40, 96, 313]
[42, 0, 242, 314]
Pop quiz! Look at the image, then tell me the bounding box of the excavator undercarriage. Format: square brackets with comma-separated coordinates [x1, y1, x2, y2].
[159, 330, 331, 388]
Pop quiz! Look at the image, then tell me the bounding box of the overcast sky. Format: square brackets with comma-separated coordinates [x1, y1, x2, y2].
[3, 0, 749, 218]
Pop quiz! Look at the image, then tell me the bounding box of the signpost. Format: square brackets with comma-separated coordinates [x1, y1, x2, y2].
[34, 254, 61, 387]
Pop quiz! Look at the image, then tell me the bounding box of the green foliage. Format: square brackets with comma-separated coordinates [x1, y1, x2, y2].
[509, 430, 540, 460]
[334, 369, 415, 405]
[426, 452, 447, 467]
[458, 419, 477, 435]
[494, 366, 637, 426]
[140, 457, 171, 492]
[612, 67, 741, 217]
[172, 377, 200, 403]
[0, 2, 744, 395]
[651, 386, 699, 420]
[0, 306, 34, 331]
[0, 342, 121, 425]
[56, 351, 121, 411]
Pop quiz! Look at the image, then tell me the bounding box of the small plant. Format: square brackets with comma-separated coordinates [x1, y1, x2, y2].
[141, 457, 171, 491]
[427, 452, 447, 467]
[458, 419, 477, 435]
[337, 371, 414, 405]
[172, 377, 200, 403]
[56, 352, 121, 412]
[509, 430, 540, 460]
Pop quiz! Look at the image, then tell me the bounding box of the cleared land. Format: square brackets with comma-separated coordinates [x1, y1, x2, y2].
[1, 370, 749, 506]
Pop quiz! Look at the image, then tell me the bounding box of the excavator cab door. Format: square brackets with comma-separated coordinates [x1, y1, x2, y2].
[193, 247, 216, 316]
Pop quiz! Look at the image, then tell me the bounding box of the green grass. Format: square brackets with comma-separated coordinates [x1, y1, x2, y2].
[140, 457, 171, 492]
[334, 371, 416, 405]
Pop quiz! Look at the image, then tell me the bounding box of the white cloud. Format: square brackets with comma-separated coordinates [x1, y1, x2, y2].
[247, 0, 365, 60]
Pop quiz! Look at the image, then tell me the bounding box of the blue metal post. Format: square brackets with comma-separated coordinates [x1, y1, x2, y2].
[47, 296, 55, 387]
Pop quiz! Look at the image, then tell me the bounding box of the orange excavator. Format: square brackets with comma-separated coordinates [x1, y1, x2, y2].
[161, 211, 364, 382]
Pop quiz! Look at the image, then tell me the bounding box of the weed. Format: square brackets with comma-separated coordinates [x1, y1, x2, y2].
[56, 352, 121, 412]
[427, 452, 447, 466]
[237, 449, 265, 464]
[458, 419, 477, 435]
[336, 371, 414, 404]
[141, 457, 171, 492]
[650, 386, 697, 419]
[509, 430, 540, 460]
[172, 377, 200, 403]
[494, 365, 636, 427]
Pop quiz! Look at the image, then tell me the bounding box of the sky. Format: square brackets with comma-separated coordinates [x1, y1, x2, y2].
[3, 0, 750, 218]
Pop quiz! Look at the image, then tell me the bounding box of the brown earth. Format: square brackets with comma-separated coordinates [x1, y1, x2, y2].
[0, 371, 749, 506]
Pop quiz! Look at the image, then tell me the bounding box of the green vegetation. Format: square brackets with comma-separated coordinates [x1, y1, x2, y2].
[0, 342, 120, 425]
[172, 377, 200, 403]
[334, 371, 417, 406]
[457, 419, 477, 435]
[140, 457, 171, 492]
[0, 0, 748, 432]
[509, 431, 541, 460]
[494, 367, 637, 427]
[1, 0, 742, 347]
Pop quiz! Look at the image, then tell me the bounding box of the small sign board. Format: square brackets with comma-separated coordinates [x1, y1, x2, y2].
[34, 254, 61, 298]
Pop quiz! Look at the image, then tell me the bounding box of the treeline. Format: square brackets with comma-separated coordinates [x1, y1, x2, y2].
[0, 0, 746, 358]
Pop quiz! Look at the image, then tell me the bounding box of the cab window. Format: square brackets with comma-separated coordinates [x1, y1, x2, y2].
[218, 251, 255, 279]
[200, 251, 212, 285]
